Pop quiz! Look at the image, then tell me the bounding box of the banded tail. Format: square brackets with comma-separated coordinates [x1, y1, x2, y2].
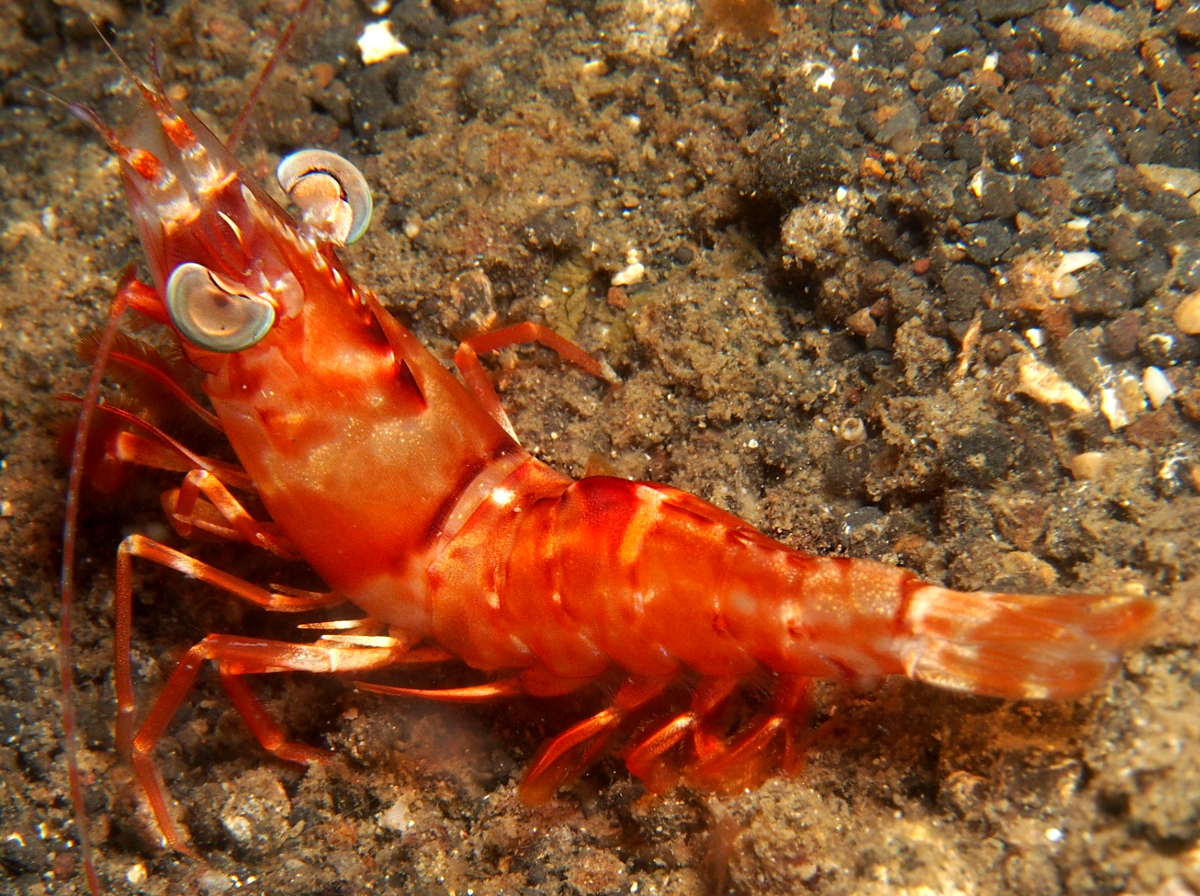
[901, 585, 1157, 700]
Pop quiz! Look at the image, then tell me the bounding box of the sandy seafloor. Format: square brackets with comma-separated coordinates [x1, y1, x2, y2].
[3, 0, 1200, 893]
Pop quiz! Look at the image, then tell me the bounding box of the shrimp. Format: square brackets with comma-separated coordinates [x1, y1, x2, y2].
[61, 18, 1156, 889]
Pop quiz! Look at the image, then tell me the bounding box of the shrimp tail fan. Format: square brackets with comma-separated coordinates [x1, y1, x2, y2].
[901, 585, 1157, 700]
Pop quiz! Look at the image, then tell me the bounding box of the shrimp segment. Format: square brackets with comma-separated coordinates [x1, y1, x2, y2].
[67, 52, 1158, 868]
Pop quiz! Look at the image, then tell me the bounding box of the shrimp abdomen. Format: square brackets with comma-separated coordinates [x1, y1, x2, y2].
[436, 468, 1155, 703]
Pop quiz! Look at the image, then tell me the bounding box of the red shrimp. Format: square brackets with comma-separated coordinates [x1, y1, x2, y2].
[62, 22, 1156, 890]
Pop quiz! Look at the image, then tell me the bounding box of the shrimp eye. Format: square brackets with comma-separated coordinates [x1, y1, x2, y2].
[165, 262, 276, 352]
[276, 149, 373, 246]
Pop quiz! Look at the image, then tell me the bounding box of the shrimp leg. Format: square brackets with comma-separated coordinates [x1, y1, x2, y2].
[518, 675, 674, 804]
[162, 468, 299, 559]
[620, 674, 814, 794]
[113, 537, 345, 753]
[623, 676, 741, 791]
[453, 323, 606, 436]
[686, 674, 813, 793]
[128, 633, 412, 851]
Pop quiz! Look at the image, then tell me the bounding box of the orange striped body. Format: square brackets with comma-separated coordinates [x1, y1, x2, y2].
[428, 470, 916, 683]
[398, 464, 1151, 703]
[81, 75, 1158, 826]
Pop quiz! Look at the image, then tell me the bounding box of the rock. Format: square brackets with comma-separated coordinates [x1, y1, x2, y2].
[1068, 451, 1111, 480]
[1173, 289, 1200, 334]
[1043, 6, 1135, 55]
[1104, 312, 1142, 358]
[1058, 328, 1106, 392]
[1142, 38, 1193, 94]
[978, 0, 1049, 23]
[1174, 240, 1200, 290]
[1063, 132, 1120, 197]
[1151, 125, 1200, 169]
[964, 220, 1014, 264]
[1177, 9, 1200, 43]
[941, 263, 989, 321]
[1138, 163, 1200, 199]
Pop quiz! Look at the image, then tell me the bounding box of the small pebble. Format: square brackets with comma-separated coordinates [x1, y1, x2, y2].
[846, 307, 876, 337]
[1177, 9, 1200, 41]
[964, 220, 1014, 264]
[1044, 7, 1133, 53]
[1117, 373, 1148, 419]
[199, 870, 235, 894]
[1137, 163, 1200, 198]
[1068, 451, 1110, 480]
[1103, 313, 1141, 359]
[1143, 366, 1176, 409]
[1173, 290, 1200, 334]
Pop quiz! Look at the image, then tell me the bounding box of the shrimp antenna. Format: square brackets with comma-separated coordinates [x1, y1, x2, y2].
[86, 10, 144, 92]
[227, 0, 315, 152]
[50, 28, 140, 896]
[61, 269, 135, 896]
[56, 25, 149, 896]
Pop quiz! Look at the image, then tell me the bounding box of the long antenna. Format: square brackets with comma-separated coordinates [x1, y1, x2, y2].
[61, 276, 132, 896]
[228, 0, 316, 152]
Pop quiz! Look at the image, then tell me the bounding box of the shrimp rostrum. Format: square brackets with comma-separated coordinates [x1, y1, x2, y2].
[70, 69, 1156, 852]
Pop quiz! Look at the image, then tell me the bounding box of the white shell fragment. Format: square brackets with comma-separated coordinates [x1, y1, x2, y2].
[1052, 274, 1081, 299]
[1015, 354, 1093, 415]
[277, 150, 373, 246]
[1143, 366, 1176, 409]
[357, 20, 409, 65]
[1099, 385, 1131, 430]
[1051, 251, 1099, 299]
[1054, 251, 1101, 276]
[612, 248, 645, 287]
[1098, 372, 1148, 431]
[378, 799, 411, 832]
[612, 262, 645, 287]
